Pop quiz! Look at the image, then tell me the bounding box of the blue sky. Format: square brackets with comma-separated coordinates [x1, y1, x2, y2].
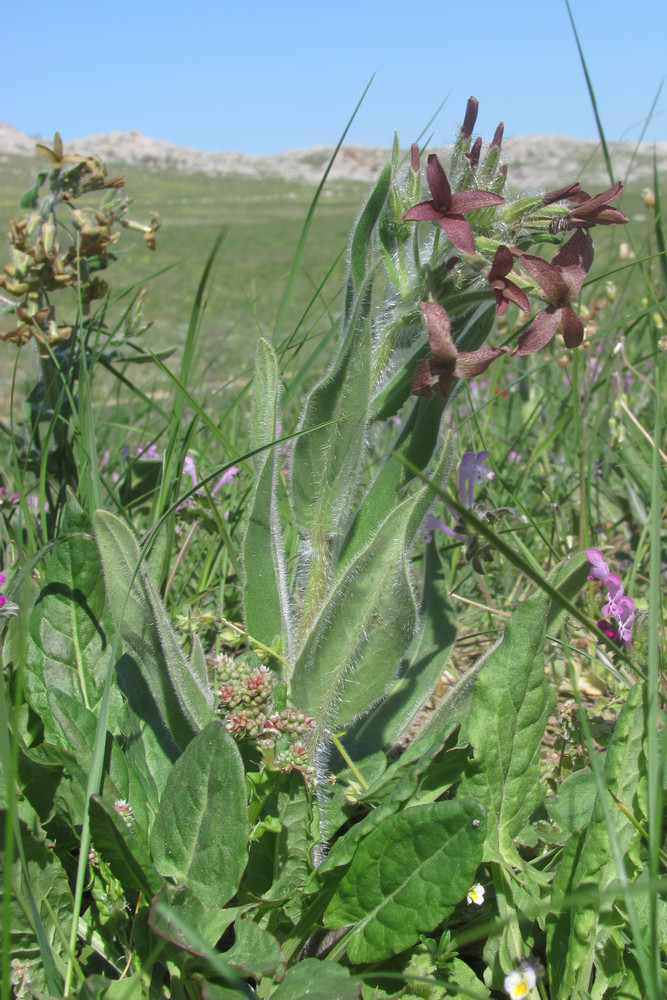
[3, 0, 666, 154]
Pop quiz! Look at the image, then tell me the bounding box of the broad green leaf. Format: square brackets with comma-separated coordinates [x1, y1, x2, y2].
[546, 768, 597, 835]
[115, 656, 180, 800]
[223, 917, 284, 979]
[457, 555, 590, 866]
[94, 510, 214, 750]
[546, 682, 647, 1000]
[150, 721, 248, 907]
[47, 688, 154, 839]
[89, 795, 164, 900]
[242, 338, 292, 655]
[268, 957, 362, 1000]
[23, 491, 119, 739]
[324, 799, 486, 963]
[349, 163, 391, 291]
[350, 538, 457, 749]
[149, 884, 237, 952]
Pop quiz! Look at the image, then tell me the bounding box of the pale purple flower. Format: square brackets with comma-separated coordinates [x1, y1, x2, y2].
[601, 573, 624, 617]
[585, 548, 610, 581]
[423, 450, 494, 543]
[182, 454, 198, 488]
[211, 466, 239, 494]
[459, 451, 494, 508]
[587, 550, 634, 648]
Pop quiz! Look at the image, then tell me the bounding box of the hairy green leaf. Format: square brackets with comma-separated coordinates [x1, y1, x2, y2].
[150, 721, 248, 907]
[242, 338, 292, 655]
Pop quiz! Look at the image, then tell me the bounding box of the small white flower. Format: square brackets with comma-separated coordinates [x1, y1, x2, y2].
[467, 882, 485, 906]
[504, 968, 537, 998]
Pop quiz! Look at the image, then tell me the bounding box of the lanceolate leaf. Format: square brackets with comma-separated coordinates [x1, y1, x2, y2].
[457, 555, 590, 866]
[242, 338, 293, 656]
[291, 440, 451, 748]
[290, 492, 420, 739]
[350, 538, 457, 750]
[324, 799, 486, 963]
[150, 722, 248, 907]
[349, 163, 392, 292]
[94, 510, 214, 750]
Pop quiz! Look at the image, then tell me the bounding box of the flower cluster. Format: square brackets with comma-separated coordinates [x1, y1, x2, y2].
[215, 654, 314, 778]
[400, 98, 628, 400]
[586, 548, 634, 648]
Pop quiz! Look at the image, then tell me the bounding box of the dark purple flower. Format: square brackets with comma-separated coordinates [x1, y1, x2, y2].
[568, 182, 628, 229]
[597, 618, 620, 642]
[487, 246, 531, 317]
[513, 230, 594, 356]
[412, 301, 508, 399]
[403, 154, 504, 254]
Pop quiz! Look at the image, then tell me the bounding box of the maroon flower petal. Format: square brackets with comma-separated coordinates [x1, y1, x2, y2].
[560, 306, 584, 348]
[449, 190, 504, 214]
[573, 181, 623, 216]
[438, 214, 477, 254]
[513, 308, 561, 356]
[519, 254, 569, 303]
[411, 358, 438, 397]
[543, 182, 585, 206]
[488, 245, 515, 279]
[403, 201, 443, 222]
[426, 155, 452, 211]
[502, 280, 531, 313]
[420, 302, 455, 361]
[454, 345, 509, 377]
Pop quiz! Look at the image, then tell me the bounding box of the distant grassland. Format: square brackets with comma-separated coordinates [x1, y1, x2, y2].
[0, 150, 662, 409]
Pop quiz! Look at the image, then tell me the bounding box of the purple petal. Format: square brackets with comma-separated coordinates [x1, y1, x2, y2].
[423, 511, 464, 542]
[211, 465, 239, 494]
[426, 155, 452, 211]
[512, 308, 560, 356]
[438, 214, 476, 254]
[403, 201, 442, 222]
[586, 548, 610, 581]
[449, 190, 504, 214]
[560, 307, 585, 348]
[420, 301, 455, 360]
[454, 345, 508, 377]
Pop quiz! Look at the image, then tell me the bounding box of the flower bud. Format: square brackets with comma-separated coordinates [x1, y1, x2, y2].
[605, 280, 617, 303]
[619, 242, 630, 260]
[642, 187, 655, 208]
